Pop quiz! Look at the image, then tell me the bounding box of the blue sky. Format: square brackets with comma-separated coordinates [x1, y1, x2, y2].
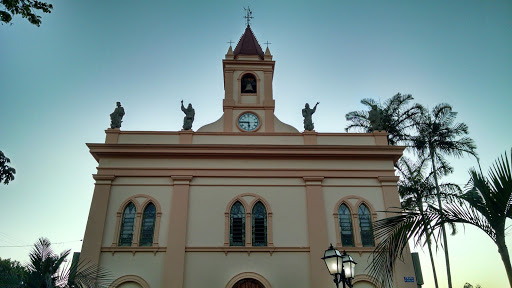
[1, 0, 511, 287]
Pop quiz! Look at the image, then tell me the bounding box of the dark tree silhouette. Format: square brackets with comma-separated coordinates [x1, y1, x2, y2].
[1, 0, 53, 26]
[0, 150, 16, 185]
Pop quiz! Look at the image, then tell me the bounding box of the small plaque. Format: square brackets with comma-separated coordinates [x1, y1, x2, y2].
[404, 277, 415, 283]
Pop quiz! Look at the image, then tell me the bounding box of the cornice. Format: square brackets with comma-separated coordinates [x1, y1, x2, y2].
[86, 143, 404, 163]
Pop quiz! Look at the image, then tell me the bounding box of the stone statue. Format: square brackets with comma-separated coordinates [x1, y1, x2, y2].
[302, 102, 319, 131]
[181, 100, 195, 130]
[368, 104, 384, 131]
[110, 102, 125, 129]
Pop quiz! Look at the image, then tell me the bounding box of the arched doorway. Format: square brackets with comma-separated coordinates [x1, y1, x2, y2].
[232, 278, 265, 288]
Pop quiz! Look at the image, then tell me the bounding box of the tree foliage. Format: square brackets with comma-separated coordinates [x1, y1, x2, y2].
[0, 258, 28, 288]
[367, 157, 461, 288]
[345, 93, 423, 145]
[2, 237, 112, 288]
[436, 150, 512, 287]
[1, 0, 53, 26]
[0, 150, 16, 185]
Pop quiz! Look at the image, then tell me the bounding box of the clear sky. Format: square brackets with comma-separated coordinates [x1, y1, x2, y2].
[1, 0, 511, 287]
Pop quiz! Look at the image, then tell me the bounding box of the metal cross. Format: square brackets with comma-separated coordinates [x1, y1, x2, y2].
[244, 7, 253, 26]
[264, 41, 272, 48]
[227, 40, 234, 47]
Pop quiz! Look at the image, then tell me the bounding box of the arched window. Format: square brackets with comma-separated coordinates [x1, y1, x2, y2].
[358, 204, 375, 247]
[139, 202, 156, 246]
[230, 201, 245, 246]
[338, 204, 354, 247]
[252, 201, 267, 246]
[241, 73, 257, 93]
[119, 202, 136, 246]
[232, 278, 265, 288]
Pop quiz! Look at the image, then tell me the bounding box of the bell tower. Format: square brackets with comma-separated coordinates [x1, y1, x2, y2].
[197, 10, 297, 133]
[221, 24, 276, 132]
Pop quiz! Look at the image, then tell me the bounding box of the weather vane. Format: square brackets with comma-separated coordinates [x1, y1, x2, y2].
[244, 6, 253, 26]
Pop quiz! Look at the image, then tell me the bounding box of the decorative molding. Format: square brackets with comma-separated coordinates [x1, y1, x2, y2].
[101, 246, 166, 256]
[111, 194, 162, 249]
[224, 193, 274, 247]
[110, 275, 150, 288]
[87, 143, 405, 163]
[225, 272, 273, 288]
[186, 246, 309, 256]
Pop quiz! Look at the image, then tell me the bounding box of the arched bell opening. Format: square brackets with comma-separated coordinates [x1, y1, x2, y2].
[241, 73, 257, 94]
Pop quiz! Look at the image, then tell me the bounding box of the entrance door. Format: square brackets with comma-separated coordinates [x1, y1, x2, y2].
[232, 278, 265, 288]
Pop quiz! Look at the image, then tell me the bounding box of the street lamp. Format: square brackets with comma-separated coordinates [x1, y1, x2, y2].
[322, 244, 357, 288]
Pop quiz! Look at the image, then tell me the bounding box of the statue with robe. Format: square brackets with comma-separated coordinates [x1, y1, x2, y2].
[181, 100, 195, 130]
[110, 102, 125, 129]
[368, 104, 384, 131]
[302, 102, 319, 131]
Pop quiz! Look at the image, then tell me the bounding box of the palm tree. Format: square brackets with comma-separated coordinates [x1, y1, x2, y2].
[411, 103, 477, 288]
[433, 150, 512, 287]
[24, 237, 111, 288]
[367, 157, 461, 288]
[25, 238, 69, 288]
[345, 93, 423, 145]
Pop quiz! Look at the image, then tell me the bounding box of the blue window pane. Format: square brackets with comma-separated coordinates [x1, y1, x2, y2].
[338, 204, 354, 247]
[119, 202, 136, 246]
[139, 203, 156, 246]
[230, 201, 245, 246]
[252, 202, 267, 246]
[358, 204, 375, 247]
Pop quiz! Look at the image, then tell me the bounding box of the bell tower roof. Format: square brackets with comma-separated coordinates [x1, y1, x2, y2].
[233, 25, 265, 59]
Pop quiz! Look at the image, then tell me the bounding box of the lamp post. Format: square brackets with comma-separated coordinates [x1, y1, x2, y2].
[322, 244, 357, 288]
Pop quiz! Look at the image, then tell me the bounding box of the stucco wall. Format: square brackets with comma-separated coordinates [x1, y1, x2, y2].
[99, 252, 164, 288]
[102, 178, 172, 247]
[183, 252, 311, 288]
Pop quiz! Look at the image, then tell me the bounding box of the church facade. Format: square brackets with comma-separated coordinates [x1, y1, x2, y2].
[80, 23, 417, 288]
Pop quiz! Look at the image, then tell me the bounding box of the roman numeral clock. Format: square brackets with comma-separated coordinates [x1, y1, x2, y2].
[237, 112, 260, 131]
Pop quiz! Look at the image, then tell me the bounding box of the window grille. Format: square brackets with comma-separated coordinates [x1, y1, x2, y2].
[119, 202, 136, 246]
[139, 202, 156, 246]
[338, 204, 354, 247]
[252, 201, 267, 246]
[230, 201, 245, 246]
[358, 204, 375, 247]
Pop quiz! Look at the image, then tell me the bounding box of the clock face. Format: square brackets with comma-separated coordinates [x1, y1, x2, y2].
[238, 112, 260, 131]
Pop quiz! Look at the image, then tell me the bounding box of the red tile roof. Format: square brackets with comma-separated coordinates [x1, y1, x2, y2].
[233, 25, 264, 59]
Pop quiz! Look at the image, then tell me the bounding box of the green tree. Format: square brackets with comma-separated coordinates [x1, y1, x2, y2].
[411, 103, 477, 288]
[345, 93, 423, 145]
[435, 150, 512, 287]
[1, 0, 53, 26]
[367, 157, 460, 288]
[25, 237, 112, 288]
[0, 258, 28, 287]
[1, 150, 16, 185]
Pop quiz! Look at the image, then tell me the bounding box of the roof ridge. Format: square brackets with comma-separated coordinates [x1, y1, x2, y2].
[233, 25, 264, 59]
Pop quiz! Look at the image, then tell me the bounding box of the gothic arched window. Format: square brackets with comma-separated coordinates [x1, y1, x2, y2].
[230, 201, 245, 246]
[252, 201, 267, 246]
[358, 204, 375, 247]
[338, 204, 354, 247]
[118, 202, 136, 246]
[139, 202, 156, 246]
[241, 73, 257, 93]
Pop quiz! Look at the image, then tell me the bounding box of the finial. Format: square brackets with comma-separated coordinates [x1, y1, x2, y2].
[227, 40, 234, 47]
[244, 6, 253, 26]
[264, 41, 271, 48]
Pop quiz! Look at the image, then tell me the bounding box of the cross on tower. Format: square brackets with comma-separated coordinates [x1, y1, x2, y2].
[244, 7, 253, 26]
[227, 40, 234, 47]
[264, 41, 272, 48]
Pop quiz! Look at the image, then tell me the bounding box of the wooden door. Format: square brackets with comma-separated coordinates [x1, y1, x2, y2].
[232, 278, 265, 288]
